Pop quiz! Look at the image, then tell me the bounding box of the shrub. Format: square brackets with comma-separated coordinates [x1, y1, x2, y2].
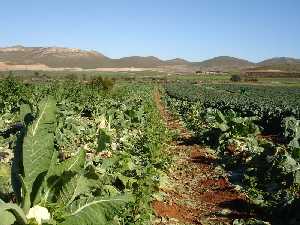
[91, 76, 115, 90]
[230, 74, 242, 82]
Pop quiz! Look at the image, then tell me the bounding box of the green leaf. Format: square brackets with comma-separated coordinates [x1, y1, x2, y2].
[20, 176, 31, 213]
[22, 96, 56, 205]
[216, 110, 227, 124]
[50, 149, 86, 177]
[277, 152, 300, 174]
[0, 203, 27, 225]
[282, 117, 300, 149]
[58, 174, 90, 208]
[292, 148, 300, 161]
[19, 103, 32, 125]
[41, 149, 86, 204]
[97, 129, 111, 152]
[0, 210, 16, 225]
[61, 195, 130, 225]
[216, 122, 229, 132]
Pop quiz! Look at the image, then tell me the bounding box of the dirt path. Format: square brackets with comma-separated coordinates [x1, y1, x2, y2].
[152, 90, 254, 225]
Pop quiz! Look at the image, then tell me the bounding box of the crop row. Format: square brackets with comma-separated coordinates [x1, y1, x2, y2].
[166, 83, 300, 133]
[165, 83, 300, 225]
[0, 79, 170, 225]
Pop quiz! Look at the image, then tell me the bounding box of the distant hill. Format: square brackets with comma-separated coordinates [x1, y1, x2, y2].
[0, 46, 111, 69]
[112, 56, 165, 68]
[165, 58, 192, 66]
[0, 46, 193, 69]
[1, 46, 300, 72]
[193, 56, 255, 71]
[254, 57, 300, 72]
[258, 57, 300, 66]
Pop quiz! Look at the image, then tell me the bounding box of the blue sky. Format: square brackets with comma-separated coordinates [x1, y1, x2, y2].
[1, 0, 299, 62]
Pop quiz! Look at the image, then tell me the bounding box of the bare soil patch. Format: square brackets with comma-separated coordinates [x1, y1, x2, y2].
[152, 90, 255, 225]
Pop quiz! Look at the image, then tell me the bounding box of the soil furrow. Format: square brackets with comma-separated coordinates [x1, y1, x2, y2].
[153, 90, 253, 225]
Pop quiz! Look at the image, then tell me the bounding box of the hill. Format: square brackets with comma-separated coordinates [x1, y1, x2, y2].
[112, 56, 165, 68]
[254, 57, 300, 72]
[258, 57, 300, 66]
[193, 56, 255, 71]
[0, 46, 112, 69]
[165, 58, 192, 65]
[0, 46, 192, 69]
[1, 46, 300, 72]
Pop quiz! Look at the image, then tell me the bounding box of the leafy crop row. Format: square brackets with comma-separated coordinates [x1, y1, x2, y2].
[165, 83, 300, 225]
[0, 79, 170, 225]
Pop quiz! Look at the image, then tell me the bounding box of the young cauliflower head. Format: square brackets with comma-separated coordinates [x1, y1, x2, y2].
[26, 205, 51, 225]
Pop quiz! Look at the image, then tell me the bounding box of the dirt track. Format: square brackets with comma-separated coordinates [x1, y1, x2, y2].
[152, 90, 255, 225]
[0, 62, 152, 72]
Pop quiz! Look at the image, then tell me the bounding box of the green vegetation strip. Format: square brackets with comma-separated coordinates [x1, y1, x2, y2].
[0, 78, 171, 225]
[165, 82, 300, 225]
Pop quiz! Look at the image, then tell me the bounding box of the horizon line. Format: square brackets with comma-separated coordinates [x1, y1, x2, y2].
[1, 44, 299, 64]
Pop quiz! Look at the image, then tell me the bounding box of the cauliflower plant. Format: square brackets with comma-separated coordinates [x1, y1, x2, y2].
[26, 205, 51, 225]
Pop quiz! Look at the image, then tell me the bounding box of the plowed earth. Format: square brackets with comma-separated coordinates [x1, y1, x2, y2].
[152, 91, 257, 225]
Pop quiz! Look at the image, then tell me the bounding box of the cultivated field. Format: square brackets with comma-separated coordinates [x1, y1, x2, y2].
[0, 73, 299, 225]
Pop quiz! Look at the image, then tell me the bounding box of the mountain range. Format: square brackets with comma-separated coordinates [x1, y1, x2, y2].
[0, 45, 300, 72]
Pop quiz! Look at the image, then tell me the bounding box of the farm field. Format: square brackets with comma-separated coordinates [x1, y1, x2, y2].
[0, 76, 299, 225]
[1, 70, 300, 87]
[2, 1, 300, 224]
[0, 78, 171, 225]
[164, 82, 300, 224]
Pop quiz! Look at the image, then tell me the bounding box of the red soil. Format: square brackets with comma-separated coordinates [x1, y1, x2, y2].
[152, 90, 254, 224]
